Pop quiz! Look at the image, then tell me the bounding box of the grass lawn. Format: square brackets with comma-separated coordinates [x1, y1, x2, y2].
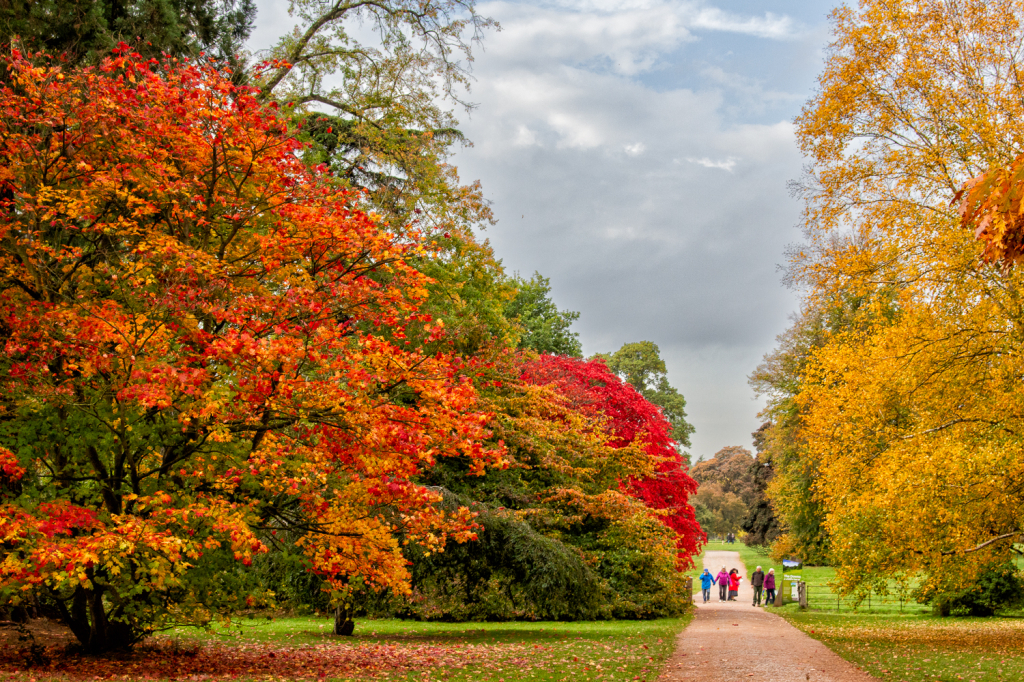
[776, 564, 931, 616]
[0, 615, 691, 682]
[701, 540, 773, 570]
[779, 610, 1024, 682]
[169, 616, 692, 682]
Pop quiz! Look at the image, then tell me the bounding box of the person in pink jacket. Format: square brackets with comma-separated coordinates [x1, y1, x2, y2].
[764, 568, 777, 605]
[715, 567, 730, 602]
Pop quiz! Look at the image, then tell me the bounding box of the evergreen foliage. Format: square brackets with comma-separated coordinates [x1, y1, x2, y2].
[0, 0, 255, 65]
[504, 272, 582, 357]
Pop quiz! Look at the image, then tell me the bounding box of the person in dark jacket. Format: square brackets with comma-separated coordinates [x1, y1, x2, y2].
[750, 566, 765, 606]
[764, 568, 776, 605]
[715, 567, 729, 601]
[699, 568, 717, 603]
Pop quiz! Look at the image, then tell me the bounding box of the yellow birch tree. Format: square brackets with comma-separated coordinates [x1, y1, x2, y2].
[777, 0, 1024, 599]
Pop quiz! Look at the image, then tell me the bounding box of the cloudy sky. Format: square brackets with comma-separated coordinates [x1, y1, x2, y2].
[251, 0, 837, 460]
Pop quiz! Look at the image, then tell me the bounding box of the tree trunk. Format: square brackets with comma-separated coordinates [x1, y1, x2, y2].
[333, 605, 354, 636]
[57, 585, 137, 653]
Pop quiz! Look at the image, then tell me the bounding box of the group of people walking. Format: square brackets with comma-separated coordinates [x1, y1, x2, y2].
[698, 566, 776, 606]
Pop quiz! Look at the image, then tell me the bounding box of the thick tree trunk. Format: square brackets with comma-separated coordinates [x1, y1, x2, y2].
[57, 585, 137, 653]
[333, 605, 354, 636]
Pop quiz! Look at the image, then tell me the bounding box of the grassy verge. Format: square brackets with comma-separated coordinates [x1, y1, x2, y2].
[161, 616, 691, 682]
[779, 610, 1024, 681]
[0, 614, 692, 675]
[782, 564, 930, 615]
[0, 616, 691, 682]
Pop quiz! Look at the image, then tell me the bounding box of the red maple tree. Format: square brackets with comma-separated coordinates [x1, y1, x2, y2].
[520, 355, 703, 564]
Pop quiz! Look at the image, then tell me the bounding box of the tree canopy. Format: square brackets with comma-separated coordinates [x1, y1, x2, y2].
[504, 272, 582, 357]
[597, 341, 693, 448]
[0, 50, 500, 652]
[0, 0, 255, 65]
[761, 0, 1024, 603]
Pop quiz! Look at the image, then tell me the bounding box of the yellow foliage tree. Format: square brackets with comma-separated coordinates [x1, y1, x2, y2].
[775, 0, 1024, 598]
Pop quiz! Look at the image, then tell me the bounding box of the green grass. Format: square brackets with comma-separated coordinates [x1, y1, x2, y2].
[152, 616, 692, 682]
[699, 540, 774, 574]
[774, 564, 931, 615]
[780, 611, 1024, 681]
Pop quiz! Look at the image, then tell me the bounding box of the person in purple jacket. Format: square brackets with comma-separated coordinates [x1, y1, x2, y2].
[764, 568, 776, 605]
[715, 566, 730, 602]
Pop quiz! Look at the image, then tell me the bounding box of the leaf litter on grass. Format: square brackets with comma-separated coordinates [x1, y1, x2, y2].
[0, 632, 669, 681]
[0, 640, 523, 681]
[790, 615, 1024, 682]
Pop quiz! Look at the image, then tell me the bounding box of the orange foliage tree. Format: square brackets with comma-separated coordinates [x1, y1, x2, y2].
[0, 49, 501, 652]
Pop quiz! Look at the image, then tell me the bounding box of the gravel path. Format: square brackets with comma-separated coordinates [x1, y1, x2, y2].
[657, 550, 878, 682]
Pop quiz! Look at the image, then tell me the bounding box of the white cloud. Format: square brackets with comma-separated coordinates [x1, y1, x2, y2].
[512, 124, 539, 146]
[250, 0, 826, 458]
[478, 1, 803, 77]
[689, 7, 798, 40]
[687, 156, 737, 171]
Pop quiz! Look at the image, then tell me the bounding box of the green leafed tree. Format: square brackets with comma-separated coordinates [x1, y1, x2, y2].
[597, 341, 694, 447]
[0, 0, 255, 66]
[741, 423, 782, 547]
[504, 272, 582, 357]
[248, 0, 512, 362]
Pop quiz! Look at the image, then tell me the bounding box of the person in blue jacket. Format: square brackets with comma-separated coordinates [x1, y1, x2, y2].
[698, 568, 717, 603]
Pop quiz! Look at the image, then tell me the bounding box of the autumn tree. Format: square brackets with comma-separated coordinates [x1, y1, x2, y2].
[597, 341, 694, 448]
[772, 0, 1024, 601]
[401, 352, 702, 620]
[748, 306, 838, 564]
[690, 447, 756, 506]
[689, 447, 756, 537]
[0, 50, 502, 652]
[521, 355, 703, 561]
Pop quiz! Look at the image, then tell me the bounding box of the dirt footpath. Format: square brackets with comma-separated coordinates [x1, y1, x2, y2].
[658, 550, 877, 682]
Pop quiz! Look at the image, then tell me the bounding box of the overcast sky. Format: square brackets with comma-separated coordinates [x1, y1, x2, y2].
[250, 0, 837, 460]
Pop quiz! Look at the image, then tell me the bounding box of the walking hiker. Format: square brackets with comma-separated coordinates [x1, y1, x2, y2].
[716, 566, 729, 601]
[764, 568, 776, 605]
[699, 568, 716, 604]
[751, 565, 765, 606]
[728, 568, 741, 601]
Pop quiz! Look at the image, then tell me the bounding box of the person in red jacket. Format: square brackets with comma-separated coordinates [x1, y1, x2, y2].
[728, 568, 741, 600]
[715, 567, 730, 602]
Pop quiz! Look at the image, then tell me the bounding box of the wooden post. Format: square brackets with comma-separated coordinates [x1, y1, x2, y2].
[686, 576, 694, 602]
[798, 581, 807, 609]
